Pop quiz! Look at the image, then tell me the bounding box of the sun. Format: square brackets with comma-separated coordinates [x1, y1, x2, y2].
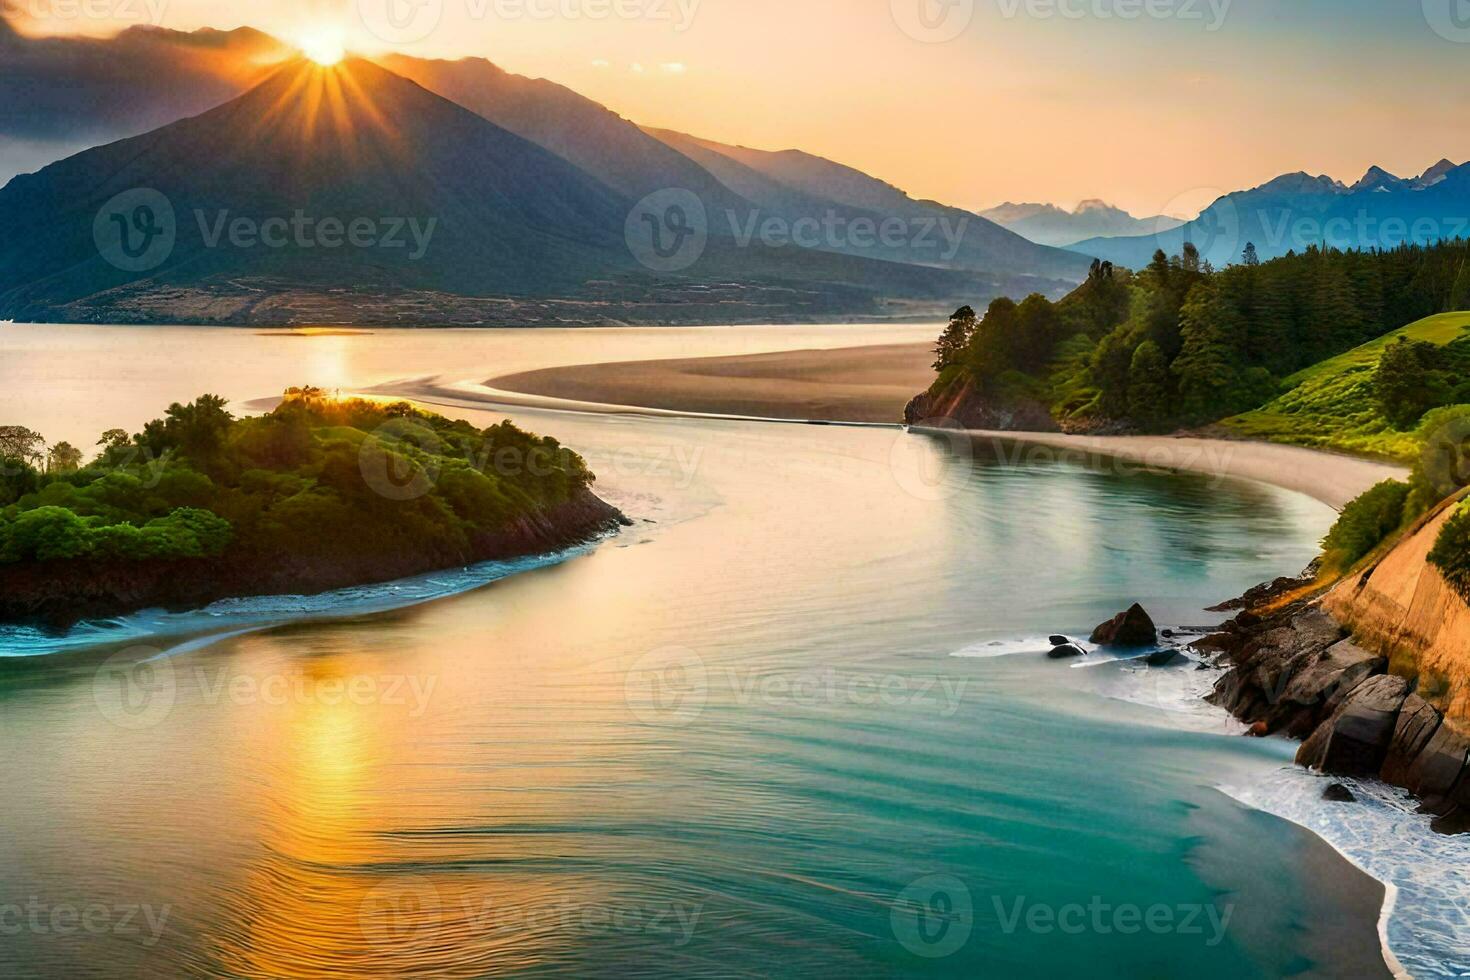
[297, 28, 346, 67]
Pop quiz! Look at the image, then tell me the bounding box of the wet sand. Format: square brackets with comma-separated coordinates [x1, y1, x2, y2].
[484, 342, 1408, 509]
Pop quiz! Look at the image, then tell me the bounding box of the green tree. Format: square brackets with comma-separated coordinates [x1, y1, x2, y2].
[1126, 340, 1172, 430]
[0, 426, 45, 468]
[46, 442, 83, 473]
[932, 306, 978, 371]
[1374, 338, 1452, 429]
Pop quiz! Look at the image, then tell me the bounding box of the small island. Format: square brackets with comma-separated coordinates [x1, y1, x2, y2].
[0, 388, 626, 628]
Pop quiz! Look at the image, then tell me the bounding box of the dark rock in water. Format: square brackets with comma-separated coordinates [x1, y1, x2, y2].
[1089, 603, 1157, 646]
[1247, 721, 1270, 738]
[1322, 783, 1356, 803]
[1048, 635, 1070, 646]
[1144, 649, 1183, 667]
[1404, 725, 1470, 804]
[1297, 674, 1409, 775]
[1431, 810, 1470, 836]
[1047, 643, 1087, 659]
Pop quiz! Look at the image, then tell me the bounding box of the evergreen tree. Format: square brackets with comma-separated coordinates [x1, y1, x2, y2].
[932, 305, 978, 371]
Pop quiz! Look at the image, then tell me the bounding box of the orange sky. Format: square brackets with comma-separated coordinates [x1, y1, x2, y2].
[14, 0, 1470, 216]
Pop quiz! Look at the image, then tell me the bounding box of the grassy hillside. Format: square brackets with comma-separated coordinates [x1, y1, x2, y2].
[1220, 312, 1470, 461]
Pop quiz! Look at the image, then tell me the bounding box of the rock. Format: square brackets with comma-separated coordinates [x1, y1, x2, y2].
[1297, 675, 1409, 775]
[1381, 695, 1442, 787]
[1048, 635, 1071, 646]
[1144, 649, 1183, 667]
[1279, 639, 1384, 711]
[1404, 725, 1470, 805]
[1322, 783, 1356, 803]
[1047, 643, 1087, 660]
[1090, 604, 1158, 647]
[1430, 810, 1470, 836]
[1247, 721, 1270, 738]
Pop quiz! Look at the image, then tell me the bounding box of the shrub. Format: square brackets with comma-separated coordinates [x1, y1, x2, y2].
[1321, 480, 1412, 572]
[1429, 502, 1470, 602]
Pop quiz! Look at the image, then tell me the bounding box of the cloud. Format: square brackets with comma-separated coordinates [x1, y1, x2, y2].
[0, 11, 288, 145]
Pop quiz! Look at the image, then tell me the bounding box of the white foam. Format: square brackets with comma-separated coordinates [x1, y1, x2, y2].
[948, 635, 1072, 658]
[0, 542, 599, 659]
[1223, 769, 1470, 978]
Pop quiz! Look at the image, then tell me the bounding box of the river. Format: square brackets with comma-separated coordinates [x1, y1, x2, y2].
[0, 322, 1441, 977]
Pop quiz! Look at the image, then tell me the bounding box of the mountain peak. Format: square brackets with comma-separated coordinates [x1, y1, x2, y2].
[1350, 165, 1405, 192]
[1418, 158, 1462, 187]
[1255, 171, 1345, 195]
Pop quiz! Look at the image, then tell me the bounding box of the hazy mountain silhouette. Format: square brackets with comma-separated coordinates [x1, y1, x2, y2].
[979, 200, 1185, 247]
[1073, 160, 1470, 268]
[646, 128, 1093, 279]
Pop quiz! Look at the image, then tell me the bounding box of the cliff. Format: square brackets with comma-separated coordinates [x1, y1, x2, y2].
[1322, 488, 1470, 729]
[1200, 490, 1470, 833]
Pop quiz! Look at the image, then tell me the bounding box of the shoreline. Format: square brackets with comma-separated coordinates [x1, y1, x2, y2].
[480, 342, 1407, 509]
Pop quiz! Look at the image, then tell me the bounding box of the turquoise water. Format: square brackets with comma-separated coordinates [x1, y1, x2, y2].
[3, 395, 1410, 977]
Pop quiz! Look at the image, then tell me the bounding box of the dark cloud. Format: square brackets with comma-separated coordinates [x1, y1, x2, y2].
[0, 11, 288, 144]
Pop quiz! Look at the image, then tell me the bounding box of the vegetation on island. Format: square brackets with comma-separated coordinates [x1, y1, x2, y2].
[0, 389, 617, 624]
[920, 237, 1470, 595]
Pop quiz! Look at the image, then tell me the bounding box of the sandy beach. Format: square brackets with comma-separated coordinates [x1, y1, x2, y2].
[484, 343, 1408, 509]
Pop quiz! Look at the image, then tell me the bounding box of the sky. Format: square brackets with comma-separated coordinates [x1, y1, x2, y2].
[9, 0, 1470, 216]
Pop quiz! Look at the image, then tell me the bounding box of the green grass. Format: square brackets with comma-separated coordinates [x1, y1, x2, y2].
[1220, 312, 1470, 461]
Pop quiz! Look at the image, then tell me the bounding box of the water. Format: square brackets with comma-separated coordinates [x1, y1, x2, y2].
[0, 323, 1437, 977]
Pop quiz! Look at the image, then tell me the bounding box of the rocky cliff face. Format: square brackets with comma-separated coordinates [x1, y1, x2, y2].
[903, 375, 1060, 431]
[1199, 493, 1470, 833]
[1322, 489, 1470, 726]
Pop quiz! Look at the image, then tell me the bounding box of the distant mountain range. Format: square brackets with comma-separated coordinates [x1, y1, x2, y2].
[0, 15, 1089, 325]
[979, 200, 1184, 247]
[1073, 160, 1470, 269]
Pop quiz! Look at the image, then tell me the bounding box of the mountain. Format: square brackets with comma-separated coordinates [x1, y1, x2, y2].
[0, 58, 1022, 325]
[1072, 159, 1470, 269]
[645, 127, 1092, 281]
[0, 14, 288, 155]
[374, 54, 748, 212]
[979, 199, 1185, 247]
